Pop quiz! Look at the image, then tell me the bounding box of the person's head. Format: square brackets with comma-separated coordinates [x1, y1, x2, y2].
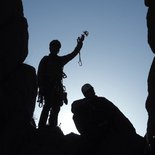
[81, 83, 95, 98]
[49, 40, 61, 55]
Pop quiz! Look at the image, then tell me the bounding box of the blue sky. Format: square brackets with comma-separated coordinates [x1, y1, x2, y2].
[23, 0, 152, 136]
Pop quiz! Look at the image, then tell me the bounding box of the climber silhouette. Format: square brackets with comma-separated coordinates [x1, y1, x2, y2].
[71, 83, 145, 155]
[37, 34, 85, 128]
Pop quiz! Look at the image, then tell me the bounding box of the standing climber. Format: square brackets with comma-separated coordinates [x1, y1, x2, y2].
[37, 33, 86, 128]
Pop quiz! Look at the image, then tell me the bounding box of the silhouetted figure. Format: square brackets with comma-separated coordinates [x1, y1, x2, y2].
[37, 34, 85, 128]
[71, 83, 145, 155]
[145, 0, 155, 54]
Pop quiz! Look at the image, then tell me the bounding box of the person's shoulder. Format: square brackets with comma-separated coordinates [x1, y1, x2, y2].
[96, 96, 115, 107]
[97, 96, 111, 102]
[39, 55, 49, 63]
[42, 55, 49, 59]
[71, 98, 85, 110]
[72, 98, 85, 105]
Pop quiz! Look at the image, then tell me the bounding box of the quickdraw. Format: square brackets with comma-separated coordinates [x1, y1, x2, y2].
[78, 31, 89, 66]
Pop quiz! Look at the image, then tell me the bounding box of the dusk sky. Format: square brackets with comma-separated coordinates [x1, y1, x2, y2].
[22, 0, 152, 136]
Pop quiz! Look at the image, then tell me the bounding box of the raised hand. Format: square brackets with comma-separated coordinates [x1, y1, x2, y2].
[77, 31, 89, 43]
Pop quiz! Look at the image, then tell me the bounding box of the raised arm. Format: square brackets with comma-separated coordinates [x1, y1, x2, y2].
[61, 34, 85, 65]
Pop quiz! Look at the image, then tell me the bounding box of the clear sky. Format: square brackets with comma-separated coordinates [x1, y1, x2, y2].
[22, 0, 153, 136]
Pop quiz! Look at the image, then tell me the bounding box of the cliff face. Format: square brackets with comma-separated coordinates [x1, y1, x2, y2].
[0, 0, 37, 154]
[0, 0, 29, 82]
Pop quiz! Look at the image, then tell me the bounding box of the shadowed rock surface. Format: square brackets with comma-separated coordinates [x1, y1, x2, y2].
[0, 0, 28, 82]
[145, 0, 155, 154]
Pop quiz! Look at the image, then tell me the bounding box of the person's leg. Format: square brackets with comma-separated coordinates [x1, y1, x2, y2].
[38, 96, 51, 128]
[48, 83, 64, 127]
[48, 105, 60, 127]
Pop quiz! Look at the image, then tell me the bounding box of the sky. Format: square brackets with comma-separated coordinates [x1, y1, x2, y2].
[22, 0, 153, 136]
